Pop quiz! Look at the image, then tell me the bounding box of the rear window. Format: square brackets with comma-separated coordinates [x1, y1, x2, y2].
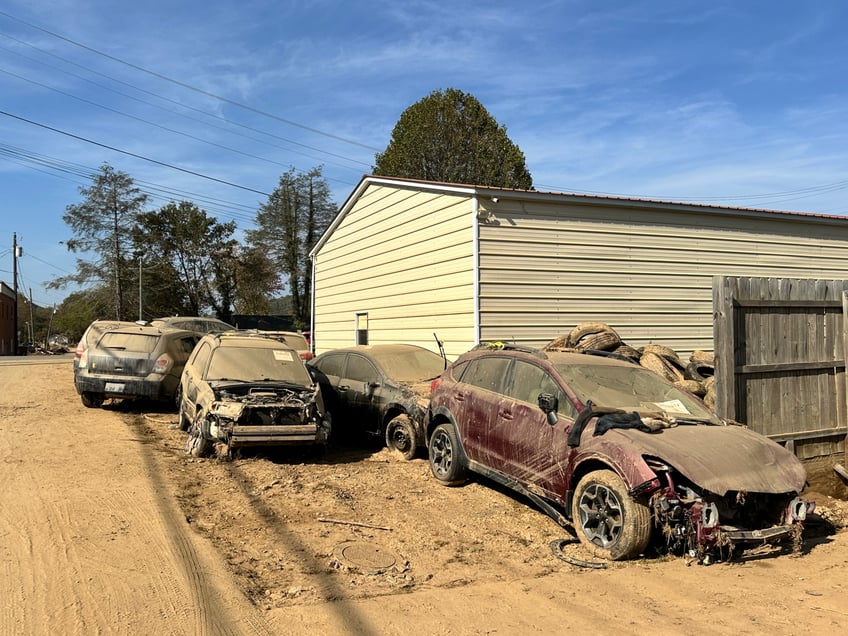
[98, 333, 159, 353]
[373, 349, 446, 382]
[277, 334, 308, 350]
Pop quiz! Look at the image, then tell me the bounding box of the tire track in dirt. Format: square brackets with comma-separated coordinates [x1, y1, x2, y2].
[0, 359, 272, 635]
[126, 414, 277, 636]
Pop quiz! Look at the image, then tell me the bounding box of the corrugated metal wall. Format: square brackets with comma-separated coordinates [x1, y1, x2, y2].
[312, 184, 477, 357]
[476, 198, 848, 357]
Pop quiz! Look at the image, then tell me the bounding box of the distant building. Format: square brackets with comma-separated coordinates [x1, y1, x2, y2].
[0, 281, 15, 355]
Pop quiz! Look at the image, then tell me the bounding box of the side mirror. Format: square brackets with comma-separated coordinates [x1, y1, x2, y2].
[537, 392, 559, 425]
[365, 381, 380, 398]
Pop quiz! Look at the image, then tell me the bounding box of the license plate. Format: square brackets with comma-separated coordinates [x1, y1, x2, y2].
[105, 382, 125, 393]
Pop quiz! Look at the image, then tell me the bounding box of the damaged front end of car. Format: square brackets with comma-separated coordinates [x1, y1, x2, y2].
[642, 457, 811, 564]
[201, 383, 331, 457]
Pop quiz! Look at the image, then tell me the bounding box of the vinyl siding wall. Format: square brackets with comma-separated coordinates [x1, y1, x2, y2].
[312, 184, 476, 357]
[476, 198, 848, 356]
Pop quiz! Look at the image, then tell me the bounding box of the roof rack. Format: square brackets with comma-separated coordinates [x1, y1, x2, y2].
[473, 341, 548, 359]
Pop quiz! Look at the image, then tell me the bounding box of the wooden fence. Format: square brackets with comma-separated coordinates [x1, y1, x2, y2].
[713, 276, 848, 461]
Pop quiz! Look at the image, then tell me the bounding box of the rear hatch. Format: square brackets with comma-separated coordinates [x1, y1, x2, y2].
[85, 331, 161, 377]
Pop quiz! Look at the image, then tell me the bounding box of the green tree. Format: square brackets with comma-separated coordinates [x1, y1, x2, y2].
[51, 289, 112, 342]
[133, 201, 239, 320]
[246, 166, 336, 329]
[374, 88, 533, 189]
[51, 164, 149, 320]
[233, 246, 283, 315]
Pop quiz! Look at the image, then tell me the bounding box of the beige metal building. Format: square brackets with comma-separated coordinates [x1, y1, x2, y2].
[310, 175, 848, 359]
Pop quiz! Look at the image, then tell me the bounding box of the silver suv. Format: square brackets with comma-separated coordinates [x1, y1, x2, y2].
[74, 321, 200, 408]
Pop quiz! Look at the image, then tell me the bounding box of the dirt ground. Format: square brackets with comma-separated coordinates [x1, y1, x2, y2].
[3, 357, 848, 635]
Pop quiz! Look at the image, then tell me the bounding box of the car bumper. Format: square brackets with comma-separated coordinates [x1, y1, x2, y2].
[74, 374, 175, 401]
[228, 424, 324, 447]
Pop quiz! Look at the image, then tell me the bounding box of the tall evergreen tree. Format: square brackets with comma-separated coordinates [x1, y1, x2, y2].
[51, 164, 148, 320]
[246, 166, 336, 328]
[374, 88, 533, 189]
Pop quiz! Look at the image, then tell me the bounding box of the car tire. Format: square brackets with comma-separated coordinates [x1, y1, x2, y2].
[80, 392, 103, 409]
[428, 423, 467, 485]
[185, 424, 212, 458]
[385, 414, 417, 460]
[572, 469, 651, 560]
[177, 408, 190, 432]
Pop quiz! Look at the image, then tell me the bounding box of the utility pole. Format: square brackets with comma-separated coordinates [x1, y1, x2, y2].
[12, 233, 19, 355]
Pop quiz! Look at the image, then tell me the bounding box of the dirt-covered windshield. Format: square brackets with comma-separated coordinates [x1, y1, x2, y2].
[206, 346, 312, 385]
[554, 361, 718, 421]
[374, 348, 447, 382]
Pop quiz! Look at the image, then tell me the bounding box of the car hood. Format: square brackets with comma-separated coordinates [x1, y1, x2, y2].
[599, 423, 806, 496]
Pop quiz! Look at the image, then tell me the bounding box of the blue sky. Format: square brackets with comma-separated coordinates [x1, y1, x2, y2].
[1, 0, 847, 308]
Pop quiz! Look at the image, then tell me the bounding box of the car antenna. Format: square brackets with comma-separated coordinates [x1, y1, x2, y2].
[434, 332, 447, 369]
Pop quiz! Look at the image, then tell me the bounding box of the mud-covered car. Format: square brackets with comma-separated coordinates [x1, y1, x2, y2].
[178, 332, 330, 459]
[74, 321, 200, 408]
[309, 344, 447, 459]
[426, 344, 810, 562]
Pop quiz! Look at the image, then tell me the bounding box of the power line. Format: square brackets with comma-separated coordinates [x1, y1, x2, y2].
[0, 109, 273, 197]
[0, 9, 381, 152]
[0, 35, 373, 171]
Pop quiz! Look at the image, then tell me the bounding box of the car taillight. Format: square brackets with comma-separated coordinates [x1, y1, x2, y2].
[300, 352, 314, 361]
[75, 341, 84, 360]
[430, 377, 442, 393]
[78, 349, 88, 368]
[153, 354, 173, 374]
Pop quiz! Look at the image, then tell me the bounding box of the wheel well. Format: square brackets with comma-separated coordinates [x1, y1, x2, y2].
[425, 412, 452, 442]
[382, 407, 405, 429]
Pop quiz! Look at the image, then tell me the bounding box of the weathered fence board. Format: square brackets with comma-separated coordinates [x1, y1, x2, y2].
[714, 276, 848, 461]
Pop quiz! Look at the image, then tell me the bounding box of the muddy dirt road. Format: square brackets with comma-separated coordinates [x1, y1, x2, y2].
[2, 357, 848, 635]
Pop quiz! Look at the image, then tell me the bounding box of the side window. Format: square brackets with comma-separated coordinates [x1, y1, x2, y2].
[346, 355, 379, 383]
[506, 360, 577, 419]
[460, 357, 511, 394]
[191, 341, 213, 374]
[505, 360, 549, 403]
[316, 354, 345, 377]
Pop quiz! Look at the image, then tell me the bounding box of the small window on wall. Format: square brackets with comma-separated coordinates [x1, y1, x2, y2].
[355, 312, 368, 345]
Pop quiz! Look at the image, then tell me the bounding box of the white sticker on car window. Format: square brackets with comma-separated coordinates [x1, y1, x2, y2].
[273, 350, 294, 362]
[655, 399, 690, 414]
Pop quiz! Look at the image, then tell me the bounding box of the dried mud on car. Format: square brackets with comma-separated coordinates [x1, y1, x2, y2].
[133, 410, 848, 612]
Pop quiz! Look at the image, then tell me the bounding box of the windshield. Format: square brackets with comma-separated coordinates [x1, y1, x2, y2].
[206, 346, 312, 385]
[554, 361, 718, 422]
[374, 348, 446, 382]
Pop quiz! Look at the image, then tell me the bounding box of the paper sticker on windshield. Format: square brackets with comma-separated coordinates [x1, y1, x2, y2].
[273, 350, 294, 362]
[655, 399, 690, 414]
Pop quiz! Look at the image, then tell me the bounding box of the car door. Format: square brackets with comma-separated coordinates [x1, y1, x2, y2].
[488, 359, 576, 499]
[182, 340, 213, 411]
[451, 356, 511, 463]
[310, 352, 347, 415]
[338, 353, 383, 433]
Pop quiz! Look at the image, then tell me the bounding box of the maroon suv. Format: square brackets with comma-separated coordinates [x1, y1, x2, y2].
[426, 344, 809, 562]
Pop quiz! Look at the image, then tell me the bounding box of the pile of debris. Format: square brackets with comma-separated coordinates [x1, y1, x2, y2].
[543, 322, 716, 408]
